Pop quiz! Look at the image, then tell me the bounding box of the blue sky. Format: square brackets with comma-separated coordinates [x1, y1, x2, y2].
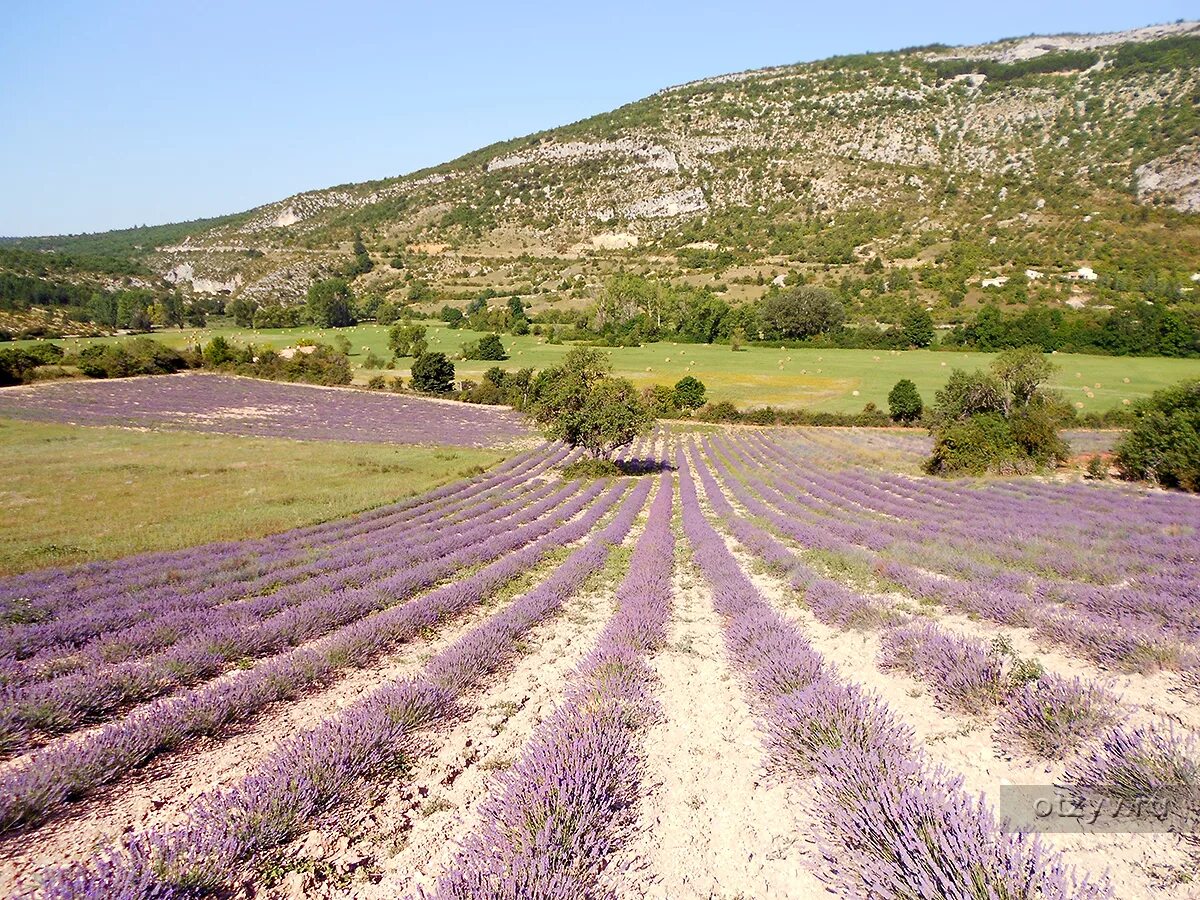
[1, 0, 1192, 236]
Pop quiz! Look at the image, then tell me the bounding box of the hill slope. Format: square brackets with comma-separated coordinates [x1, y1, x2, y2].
[7, 21, 1200, 327]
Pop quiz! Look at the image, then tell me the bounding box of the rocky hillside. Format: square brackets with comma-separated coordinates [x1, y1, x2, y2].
[9, 21, 1200, 323]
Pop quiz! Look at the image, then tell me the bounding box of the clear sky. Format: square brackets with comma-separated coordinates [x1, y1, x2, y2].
[1, 0, 1193, 237]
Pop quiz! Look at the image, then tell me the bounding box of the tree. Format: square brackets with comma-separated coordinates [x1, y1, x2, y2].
[306, 278, 356, 328]
[926, 351, 1068, 475]
[931, 369, 1008, 423]
[202, 335, 235, 367]
[347, 233, 373, 276]
[887, 379, 923, 422]
[529, 347, 652, 458]
[673, 375, 707, 410]
[758, 285, 844, 339]
[901, 307, 935, 348]
[374, 301, 401, 325]
[992, 346, 1057, 409]
[462, 333, 507, 361]
[227, 297, 257, 328]
[1115, 379, 1200, 491]
[388, 323, 427, 358]
[410, 352, 455, 393]
[440, 306, 465, 328]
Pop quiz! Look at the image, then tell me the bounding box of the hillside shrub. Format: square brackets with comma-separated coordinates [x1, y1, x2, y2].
[887, 379, 923, 422]
[411, 352, 455, 393]
[461, 333, 507, 361]
[1114, 379, 1200, 491]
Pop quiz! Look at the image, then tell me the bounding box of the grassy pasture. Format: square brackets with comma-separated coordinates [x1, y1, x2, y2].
[19, 324, 1200, 413]
[0, 418, 504, 575]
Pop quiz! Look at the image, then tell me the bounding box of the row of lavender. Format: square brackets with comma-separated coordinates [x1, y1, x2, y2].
[0, 477, 631, 835]
[1, 457, 563, 676]
[0, 454, 581, 755]
[16, 478, 656, 897]
[0, 437, 666, 836]
[431, 472, 675, 898]
[676, 448, 1114, 899]
[691, 441, 1199, 790]
[709, 434, 1200, 671]
[0, 442, 563, 633]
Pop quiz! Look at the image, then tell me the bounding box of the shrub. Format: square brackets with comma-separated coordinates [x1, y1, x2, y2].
[1008, 403, 1070, 466]
[673, 375, 706, 410]
[78, 338, 191, 379]
[1114, 379, 1200, 491]
[366, 375, 386, 390]
[697, 400, 741, 422]
[388, 324, 427, 358]
[642, 384, 681, 417]
[925, 413, 1024, 475]
[0, 348, 43, 385]
[887, 379, 923, 423]
[410, 352, 455, 393]
[461, 333, 507, 361]
[560, 458, 624, 479]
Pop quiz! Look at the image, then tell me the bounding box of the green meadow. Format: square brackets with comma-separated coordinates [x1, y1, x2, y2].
[0, 418, 503, 574]
[20, 325, 1200, 414]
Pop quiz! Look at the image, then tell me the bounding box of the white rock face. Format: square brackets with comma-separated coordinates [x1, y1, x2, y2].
[1136, 144, 1200, 213]
[932, 20, 1197, 64]
[163, 262, 243, 295]
[273, 206, 301, 227]
[623, 188, 708, 220]
[590, 233, 640, 250]
[981, 276, 1009, 288]
[487, 139, 679, 174]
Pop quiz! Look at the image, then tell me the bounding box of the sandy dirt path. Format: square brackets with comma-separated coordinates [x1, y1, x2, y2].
[608, 553, 828, 899]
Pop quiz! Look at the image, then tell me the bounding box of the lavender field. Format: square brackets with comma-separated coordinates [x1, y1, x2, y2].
[0, 374, 532, 448]
[0, 428, 1197, 899]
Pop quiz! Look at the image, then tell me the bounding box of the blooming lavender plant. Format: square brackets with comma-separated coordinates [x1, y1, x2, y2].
[25, 478, 654, 898]
[432, 474, 675, 899]
[996, 675, 1120, 759]
[0, 373, 531, 447]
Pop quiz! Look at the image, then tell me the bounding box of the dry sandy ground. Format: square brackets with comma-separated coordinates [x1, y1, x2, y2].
[607, 552, 829, 898]
[699, 472, 1200, 898]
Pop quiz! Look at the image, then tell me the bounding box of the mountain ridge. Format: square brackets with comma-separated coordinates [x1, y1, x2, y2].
[5, 20, 1199, 331]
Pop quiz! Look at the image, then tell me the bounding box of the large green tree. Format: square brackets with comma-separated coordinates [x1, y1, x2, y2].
[410, 351, 455, 393]
[306, 278, 356, 328]
[759, 285, 844, 339]
[529, 347, 652, 458]
[388, 323, 427, 358]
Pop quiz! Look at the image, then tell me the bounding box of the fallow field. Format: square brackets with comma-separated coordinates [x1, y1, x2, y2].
[0, 380, 1197, 899]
